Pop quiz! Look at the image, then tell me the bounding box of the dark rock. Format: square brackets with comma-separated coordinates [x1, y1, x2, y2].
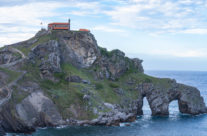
[113, 88, 124, 95]
[82, 80, 90, 84]
[132, 58, 144, 73]
[66, 75, 82, 83]
[80, 88, 89, 94]
[0, 125, 5, 136]
[0, 103, 35, 134]
[83, 95, 90, 101]
[66, 76, 91, 84]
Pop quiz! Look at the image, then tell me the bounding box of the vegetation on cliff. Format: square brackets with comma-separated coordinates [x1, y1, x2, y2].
[0, 29, 205, 134]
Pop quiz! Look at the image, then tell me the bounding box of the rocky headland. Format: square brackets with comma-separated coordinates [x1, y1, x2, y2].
[0, 29, 206, 134]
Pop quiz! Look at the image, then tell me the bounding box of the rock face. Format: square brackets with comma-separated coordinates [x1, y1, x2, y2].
[16, 91, 63, 127]
[29, 40, 61, 80]
[0, 47, 22, 65]
[178, 84, 206, 114]
[0, 29, 205, 134]
[94, 48, 144, 80]
[57, 31, 100, 68]
[137, 81, 207, 115]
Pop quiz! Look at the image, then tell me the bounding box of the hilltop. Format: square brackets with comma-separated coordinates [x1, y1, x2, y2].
[0, 29, 206, 134]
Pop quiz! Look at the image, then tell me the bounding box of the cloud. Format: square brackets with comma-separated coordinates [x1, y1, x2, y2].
[92, 26, 124, 32]
[0, 0, 104, 46]
[0, 32, 35, 46]
[69, 2, 101, 16]
[181, 29, 207, 34]
[103, 0, 207, 34]
[0, 1, 68, 46]
[147, 48, 207, 58]
[0, 2, 66, 25]
[73, 1, 99, 9]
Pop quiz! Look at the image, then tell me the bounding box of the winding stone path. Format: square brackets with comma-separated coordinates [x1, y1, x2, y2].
[0, 47, 27, 106]
[0, 47, 26, 68]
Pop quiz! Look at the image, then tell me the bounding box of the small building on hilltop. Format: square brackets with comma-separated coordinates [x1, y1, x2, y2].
[48, 19, 90, 32]
[79, 29, 90, 32]
[48, 19, 70, 31]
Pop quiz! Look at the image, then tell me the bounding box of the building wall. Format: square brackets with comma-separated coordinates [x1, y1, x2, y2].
[48, 24, 70, 30]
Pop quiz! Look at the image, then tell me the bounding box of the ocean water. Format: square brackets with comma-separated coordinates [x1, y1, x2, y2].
[9, 71, 207, 136]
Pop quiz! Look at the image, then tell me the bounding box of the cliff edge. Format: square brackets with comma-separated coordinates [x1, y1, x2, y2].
[0, 29, 206, 134]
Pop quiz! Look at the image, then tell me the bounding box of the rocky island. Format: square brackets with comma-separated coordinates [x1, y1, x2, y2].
[0, 29, 206, 134]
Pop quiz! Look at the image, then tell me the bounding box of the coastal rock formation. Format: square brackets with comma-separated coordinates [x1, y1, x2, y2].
[94, 48, 144, 80]
[137, 81, 207, 115]
[0, 29, 205, 134]
[16, 91, 63, 127]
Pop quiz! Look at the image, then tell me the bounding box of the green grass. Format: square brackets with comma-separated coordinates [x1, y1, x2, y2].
[40, 78, 97, 119]
[11, 86, 29, 104]
[109, 82, 119, 88]
[0, 67, 21, 83]
[119, 72, 172, 90]
[16, 34, 51, 56]
[0, 46, 5, 50]
[38, 63, 122, 118]
[92, 80, 121, 104]
[38, 62, 97, 119]
[0, 68, 28, 104]
[13, 51, 22, 59]
[95, 82, 104, 90]
[61, 63, 93, 81]
[20, 62, 41, 83]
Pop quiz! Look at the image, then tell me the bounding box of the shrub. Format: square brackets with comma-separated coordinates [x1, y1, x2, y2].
[144, 78, 152, 83]
[109, 82, 119, 88]
[95, 83, 104, 90]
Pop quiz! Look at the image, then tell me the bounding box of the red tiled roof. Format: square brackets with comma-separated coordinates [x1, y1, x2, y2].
[48, 22, 69, 25]
[79, 29, 90, 32]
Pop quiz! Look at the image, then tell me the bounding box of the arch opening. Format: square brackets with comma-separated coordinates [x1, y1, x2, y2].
[142, 97, 151, 116]
[169, 100, 180, 116]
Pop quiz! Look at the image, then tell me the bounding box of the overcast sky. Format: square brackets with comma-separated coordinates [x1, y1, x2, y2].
[0, 0, 207, 71]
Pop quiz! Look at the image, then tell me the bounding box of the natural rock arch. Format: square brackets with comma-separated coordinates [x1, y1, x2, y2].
[137, 82, 207, 116]
[168, 100, 179, 114]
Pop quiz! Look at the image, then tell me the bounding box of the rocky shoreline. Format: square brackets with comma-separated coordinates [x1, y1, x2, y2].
[0, 29, 206, 135]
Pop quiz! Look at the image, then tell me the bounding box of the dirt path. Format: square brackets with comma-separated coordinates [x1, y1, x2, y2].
[0, 48, 27, 106]
[0, 47, 26, 68]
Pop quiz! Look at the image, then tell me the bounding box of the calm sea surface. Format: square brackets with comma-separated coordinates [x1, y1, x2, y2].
[8, 71, 207, 136]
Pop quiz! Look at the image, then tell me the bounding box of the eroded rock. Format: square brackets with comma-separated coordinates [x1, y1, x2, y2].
[16, 91, 63, 127]
[94, 48, 144, 80]
[29, 40, 61, 80]
[57, 31, 100, 68]
[137, 81, 207, 116]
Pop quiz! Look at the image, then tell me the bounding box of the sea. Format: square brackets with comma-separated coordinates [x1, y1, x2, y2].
[8, 70, 207, 136]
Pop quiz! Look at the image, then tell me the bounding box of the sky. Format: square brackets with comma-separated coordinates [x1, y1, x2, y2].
[0, 0, 207, 71]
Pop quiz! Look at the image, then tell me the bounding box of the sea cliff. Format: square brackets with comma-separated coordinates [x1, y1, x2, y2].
[0, 29, 206, 134]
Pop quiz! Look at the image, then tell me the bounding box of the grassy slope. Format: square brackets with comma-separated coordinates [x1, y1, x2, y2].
[6, 31, 172, 120]
[0, 67, 21, 84]
[15, 34, 51, 56]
